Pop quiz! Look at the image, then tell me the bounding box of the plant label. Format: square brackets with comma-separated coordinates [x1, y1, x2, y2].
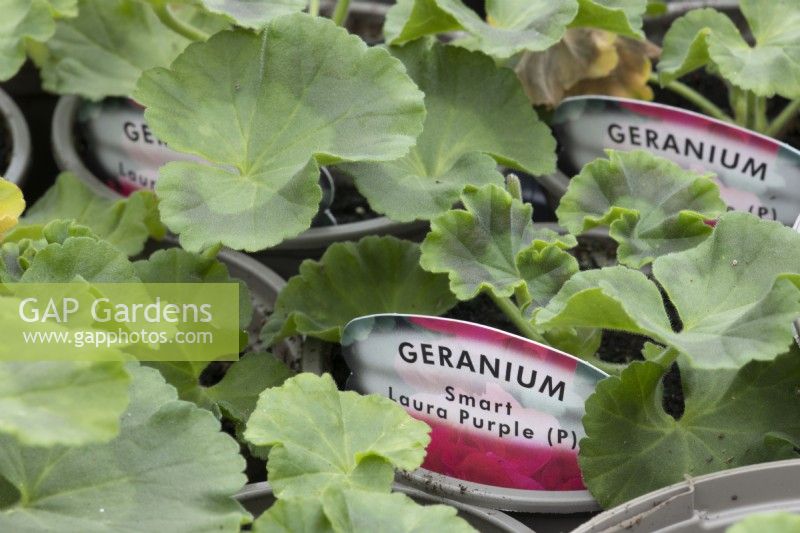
[341, 314, 607, 492]
[553, 96, 800, 225]
[76, 98, 335, 220]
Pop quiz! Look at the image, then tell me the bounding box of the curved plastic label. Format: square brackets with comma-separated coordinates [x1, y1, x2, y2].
[342, 314, 607, 492]
[553, 96, 800, 225]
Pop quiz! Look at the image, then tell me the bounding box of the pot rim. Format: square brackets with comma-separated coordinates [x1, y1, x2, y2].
[0, 86, 32, 186]
[51, 95, 427, 252]
[235, 480, 534, 533]
[397, 468, 600, 514]
[573, 458, 800, 533]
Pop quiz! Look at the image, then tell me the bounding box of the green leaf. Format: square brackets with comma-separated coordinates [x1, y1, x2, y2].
[516, 242, 580, 310]
[580, 350, 800, 508]
[148, 352, 292, 423]
[384, 0, 460, 46]
[0, 0, 66, 81]
[0, 364, 248, 531]
[244, 373, 431, 498]
[0, 179, 24, 235]
[35, 0, 191, 99]
[20, 236, 140, 282]
[536, 213, 800, 368]
[19, 172, 165, 256]
[1, 220, 96, 282]
[421, 183, 576, 301]
[728, 513, 800, 533]
[135, 16, 425, 252]
[322, 489, 476, 533]
[200, 0, 307, 28]
[253, 490, 476, 533]
[439, 0, 580, 59]
[133, 246, 252, 329]
[262, 236, 456, 346]
[0, 361, 129, 446]
[658, 2, 800, 98]
[385, 0, 646, 57]
[556, 150, 726, 267]
[343, 41, 555, 222]
[569, 0, 647, 38]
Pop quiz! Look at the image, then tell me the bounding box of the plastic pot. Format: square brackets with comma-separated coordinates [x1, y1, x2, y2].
[573, 459, 800, 532]
[0, 86, 32, 186]
[235, 481, 534, 533]
[51, 93, 428, 279]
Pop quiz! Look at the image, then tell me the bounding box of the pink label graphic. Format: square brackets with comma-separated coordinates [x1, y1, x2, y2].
[341, 314, 607, 492]
[553, 96, 800, 225]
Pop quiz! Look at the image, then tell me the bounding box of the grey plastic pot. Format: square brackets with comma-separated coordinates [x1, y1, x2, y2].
[235, 481, 534, 533]
[0, 86, 32, 186]
[573, 459, 800, 532]
[51, 93, 428, 279]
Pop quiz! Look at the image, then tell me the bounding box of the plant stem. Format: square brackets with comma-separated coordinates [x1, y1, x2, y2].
[767, 98, 800, 138]
[505, 174, 523, 201]
[332, 0, 351, 25]
[486, 291, 543, 342]
[202, 243, 223, 260]
[648, 73, 734, 124]
[309, 0, 320, 16]
[153, 4, 209, 41]
[751, 94, 768, 133]
[648, 346, 679, 369]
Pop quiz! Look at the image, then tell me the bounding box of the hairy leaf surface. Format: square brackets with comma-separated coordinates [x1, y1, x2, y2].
[556, 150, 726, 267]
[536, 213, 800, 368]
[0, 365, 248, 531]
[135, 15, 425, 252]
[344, 41, 555, 222]
[244, 373, 431, 498]
[421, 184, 576, 301]
[200, 0, 306, 28]
[262, 236, 456, 345]
[0, 361, 129, 446]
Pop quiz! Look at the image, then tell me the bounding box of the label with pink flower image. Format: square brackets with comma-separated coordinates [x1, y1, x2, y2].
[553, 96, 800, 225]
[341, 314, 608, 492]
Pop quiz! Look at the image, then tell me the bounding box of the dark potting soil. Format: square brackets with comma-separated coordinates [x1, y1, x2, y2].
[329, 180, 380, 224]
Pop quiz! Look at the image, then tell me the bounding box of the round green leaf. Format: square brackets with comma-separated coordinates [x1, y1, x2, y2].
[0, 361, 129, 446]
[421, 183, 576, 301]
[261, 236, 456, 346]
[0, 364, 248, 531]
[659, 2, 800, 98]
[244, 373, 431, 498]
[580, 351, 800, 508]
[35, 0, 191, 99]
[556, 150, 726, 267]
[344, 41, 555, 222]
[384, 0, 460, 46]
[135, 15, 425, 252]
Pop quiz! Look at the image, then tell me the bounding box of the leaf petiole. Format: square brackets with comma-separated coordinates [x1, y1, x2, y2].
[486, 291, 544, 343]
[766, 98, 800, 138]
[332, 0, 351, 26]
[152, 3, 209, 41]
[649, 73, 734, 124]
[309, 0, 320, 17]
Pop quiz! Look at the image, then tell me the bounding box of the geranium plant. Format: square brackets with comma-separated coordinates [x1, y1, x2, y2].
[263, 148, 800, 510]
[657, 0, 800, 137]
